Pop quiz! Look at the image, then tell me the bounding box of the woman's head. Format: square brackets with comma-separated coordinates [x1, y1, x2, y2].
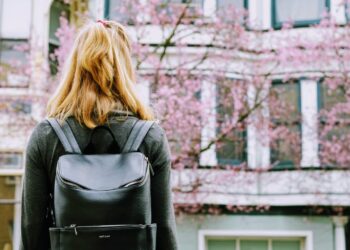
[47, 20, 154, 128]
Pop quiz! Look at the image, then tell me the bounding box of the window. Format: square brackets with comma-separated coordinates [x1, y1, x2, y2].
[105, 0, 203, 23]
[216, 80, 247, 166]
[207, 238, 303, 250]
[345, 1, 350, 22]
[49, 0, 70, 75]
[0, 153, 23, 170]
[104, 0, 127, 22]
[0, 40, 29, 88]
[272, 0, 329, 29]
[0, 176, 16, 250]
[317, 82, 350, 167]
[0, 152, 23, 250]
[217, 0, 247, 11]
[164, 0, 202, 4]
[69, 0, 88, 27]
[270, 81, 301, 168]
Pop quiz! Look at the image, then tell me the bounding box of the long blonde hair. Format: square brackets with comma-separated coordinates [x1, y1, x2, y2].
[47, 20, 154, 128]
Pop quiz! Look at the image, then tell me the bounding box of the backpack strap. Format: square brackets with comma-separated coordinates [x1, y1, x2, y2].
[47, 118, 82, 154]
[122, 120, 155, 153]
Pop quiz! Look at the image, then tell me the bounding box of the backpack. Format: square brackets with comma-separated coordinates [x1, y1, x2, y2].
[47, 118, 156, 250]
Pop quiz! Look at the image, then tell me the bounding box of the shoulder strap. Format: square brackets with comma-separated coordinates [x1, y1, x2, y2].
[47, 118, 82, 154]
[122, 120, 155, 153]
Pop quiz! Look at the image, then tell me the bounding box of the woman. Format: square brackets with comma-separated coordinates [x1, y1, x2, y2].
[20, 20, 178, 250]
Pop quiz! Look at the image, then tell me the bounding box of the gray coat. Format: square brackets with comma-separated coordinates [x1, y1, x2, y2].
[20, 113, 178, 250]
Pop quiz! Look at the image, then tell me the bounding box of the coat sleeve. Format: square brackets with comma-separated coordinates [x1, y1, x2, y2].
[149, 126, 178, 250]
[20, 124, 51, 250]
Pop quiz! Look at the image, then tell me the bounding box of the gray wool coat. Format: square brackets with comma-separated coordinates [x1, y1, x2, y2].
[20, 113, 178, 250]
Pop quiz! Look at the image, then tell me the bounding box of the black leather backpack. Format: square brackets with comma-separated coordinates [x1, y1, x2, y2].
[47, 118, 156, 250]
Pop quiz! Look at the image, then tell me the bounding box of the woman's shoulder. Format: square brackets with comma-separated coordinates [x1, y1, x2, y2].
[142, 120, 171, 163]
[28, 119, 56, 143]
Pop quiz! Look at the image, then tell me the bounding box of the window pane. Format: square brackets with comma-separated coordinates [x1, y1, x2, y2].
[217, 0, 244, 10]
[271, 83, 300, 120]
[319, 84, 346, 111]
[107, 0, 124, 21]
[216, 131, 246, 165]
[216, 82, 247, 165]
[270, 82, 301, 167]
[0, 153, 23, 170]
[272, 240, 300, 250]
[49, 1, 70, 45]
[208, 239, 236, 250]
[241, 240, 268, 250]
[0, 40, 29, 87]
[275, 0, 326, 24]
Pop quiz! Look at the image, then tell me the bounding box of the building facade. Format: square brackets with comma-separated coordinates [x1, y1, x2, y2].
[0, 0, 350, 250]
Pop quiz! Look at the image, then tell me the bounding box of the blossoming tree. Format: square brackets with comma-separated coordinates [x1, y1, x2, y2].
[2, 0, 350, 213]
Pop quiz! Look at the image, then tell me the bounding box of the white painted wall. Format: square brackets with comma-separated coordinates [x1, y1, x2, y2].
[200, 80, 218, 166]
[89, 0, 105, 20]
[300, 79, 320, 167]
[203, 0, 216, 16]
[331, 0, 346, 25]
[0, 0, 32, 39]
[249, 0, 270, 30]
[247, 83, 270, 168]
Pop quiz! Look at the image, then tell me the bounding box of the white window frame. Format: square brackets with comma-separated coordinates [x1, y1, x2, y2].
[199, 229, 313, 250]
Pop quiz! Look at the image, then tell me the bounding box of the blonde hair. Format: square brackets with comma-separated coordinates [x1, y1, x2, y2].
[47, 20, 154, 128]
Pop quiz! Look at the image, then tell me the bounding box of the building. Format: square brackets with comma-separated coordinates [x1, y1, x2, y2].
[0, 1, 350, 250]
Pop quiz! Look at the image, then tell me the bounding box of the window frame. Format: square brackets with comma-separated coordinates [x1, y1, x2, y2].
[270, 80, 302, 169]
[271, 0, 330, 29]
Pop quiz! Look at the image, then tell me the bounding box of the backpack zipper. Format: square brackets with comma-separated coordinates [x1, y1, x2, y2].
[64, 224, 147, 236]
[122, 157, 152, 187]
[59, 155, 154, 189]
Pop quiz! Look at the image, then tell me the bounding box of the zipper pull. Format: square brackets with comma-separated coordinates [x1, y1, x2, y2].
[144, 156, 154, 176]
[149, 163, 155, 176]
[70, 224, 78, 236]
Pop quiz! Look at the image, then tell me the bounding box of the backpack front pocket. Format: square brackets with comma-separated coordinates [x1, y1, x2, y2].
[49, 223, 156, 250]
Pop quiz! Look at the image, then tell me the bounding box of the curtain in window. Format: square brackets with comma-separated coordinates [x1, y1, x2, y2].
[275, 0, 326, 23]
